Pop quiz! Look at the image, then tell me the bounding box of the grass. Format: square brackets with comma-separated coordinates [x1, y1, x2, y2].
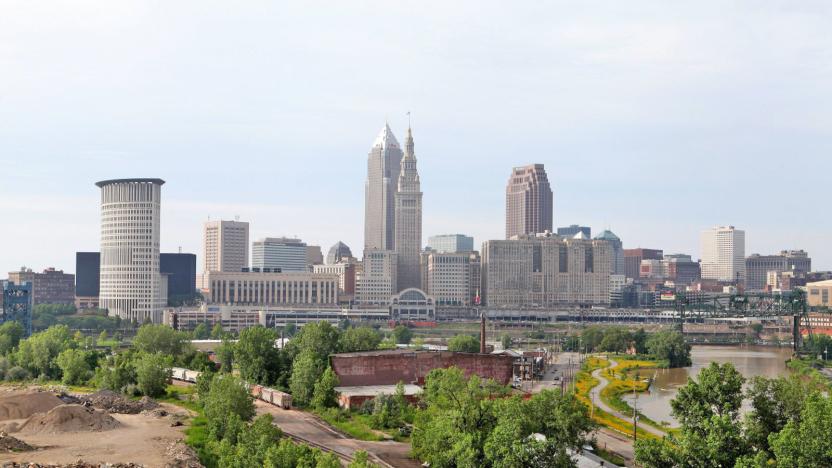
[314, 408, 387, 441]
[598, 356, 670, 433]
[573, 356, 659, 441]
[593, 445, 628, 467]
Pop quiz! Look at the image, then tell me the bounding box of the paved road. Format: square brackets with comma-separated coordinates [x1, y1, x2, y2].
[589, 358, 667, 438]
[255, 401, 422, 468]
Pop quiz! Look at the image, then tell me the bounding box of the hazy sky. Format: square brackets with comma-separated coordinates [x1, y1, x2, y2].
[1, 1, 830, 275]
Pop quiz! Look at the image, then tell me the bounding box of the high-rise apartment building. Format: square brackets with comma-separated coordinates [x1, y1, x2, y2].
[701, 226, 746, 284]
[252, 237, 308, 272]
[481, 233, 611, 307]
[594, 230, 624, 275]
[96, 178, 165, 323]
[427, 234, 474, 254]
[623, 248, 664, 280]
[8, 267, 75, 306]
[505, 164, 553, 239]
[745, 250, 811, 291]
[557, 225, 591, 238]
[355, 250, 398, 306]
[394, 126, 423, 291]
[203, 220, 249, 273]
[364, 123, 403, 251]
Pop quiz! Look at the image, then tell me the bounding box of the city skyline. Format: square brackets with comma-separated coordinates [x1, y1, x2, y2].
[2, 2, 831, 273]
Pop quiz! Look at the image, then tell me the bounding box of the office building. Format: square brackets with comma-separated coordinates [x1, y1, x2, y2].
[8, 267, 75, 306]
[394, 126, 423, 291]
[609, 274, 630, 306]
[505, 164, 553, 239]
[203, 220, 249, 273]
[96, 178, 165, 323]
[356, 250, 397, 306]
[206, 271, 339, 306]
[306, 245, 324, 267]
[423, 251, 479, 307]
[364, 123, 403, 251]
[624, 248, 663, 280]
[160, 253, 197, 300]
[807, 280, 832, 308]
[1, 281, 32, 336]
[252, 237, 308, 272]
[745, 250, 811, 291]
[427, 234, 474, 254]
[326, 241, 354, 265]
[481, 233, 612, 307]
[313, 262, 357, 296]
[665, 254, 701, 285]
[594, 230, 624, 275]
[557, 225, 591, 238]
[701, 226, 746, 284]
[75, 252, 101, 308]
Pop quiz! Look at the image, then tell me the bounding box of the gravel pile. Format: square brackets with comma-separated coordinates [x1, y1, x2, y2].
[164, 441, 204, 468]
[18, 405, 121, 435]
[82, 391, 159, 414]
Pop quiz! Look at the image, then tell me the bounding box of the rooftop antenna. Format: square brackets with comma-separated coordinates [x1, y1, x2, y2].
[178, 246, 182, 254]
[235, 215, 240, 222]
[407, 111, 411, 128]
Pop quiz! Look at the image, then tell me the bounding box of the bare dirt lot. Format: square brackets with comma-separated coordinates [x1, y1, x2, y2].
[0, 388, 195, 468]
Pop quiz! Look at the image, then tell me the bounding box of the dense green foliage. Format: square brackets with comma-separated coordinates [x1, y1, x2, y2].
[635, 361, 832, 467]
[646, 330, 691, 368]
[56, 348, 93, 385]
[0, 321, 24, 355]
[447, 334, 480, 353]
[412, 367, 594, 467]
[235, 326, 282, 384]
[338, 327, 382, 353]
[132, 323, 191, 357]
[135, 352, 174, 397]
[391, 325, 412, 344]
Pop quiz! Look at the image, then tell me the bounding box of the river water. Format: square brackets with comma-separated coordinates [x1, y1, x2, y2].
[621, 345, 794, 427]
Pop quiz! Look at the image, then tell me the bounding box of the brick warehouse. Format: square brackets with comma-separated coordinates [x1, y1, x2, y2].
[330, 349, 515, 386]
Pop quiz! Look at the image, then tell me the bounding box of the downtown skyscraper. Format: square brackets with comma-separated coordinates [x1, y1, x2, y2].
[394, 126, 423, 291]
[364, 123, 403, 251]
[505, 164, 553, 239]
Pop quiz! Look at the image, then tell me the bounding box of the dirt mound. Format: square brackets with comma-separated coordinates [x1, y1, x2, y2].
[18, 405, 121, 434]
[164, 441, 204, 468]
[0, 431, 35, 452]
[0, 392, 64, 421]
[82, 390, 159, 414]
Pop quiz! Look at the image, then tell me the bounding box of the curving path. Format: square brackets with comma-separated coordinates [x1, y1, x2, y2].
[589, 358, 667, 438]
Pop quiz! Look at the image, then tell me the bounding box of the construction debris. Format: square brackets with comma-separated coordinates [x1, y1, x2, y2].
[81, 391, 159, 414]
[164, 441, 204, 468]
[1, 461, 143, 467]
[0, 431, 35, 453]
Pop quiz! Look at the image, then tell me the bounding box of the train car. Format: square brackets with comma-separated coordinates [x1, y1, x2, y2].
[260, 386, 292, 409]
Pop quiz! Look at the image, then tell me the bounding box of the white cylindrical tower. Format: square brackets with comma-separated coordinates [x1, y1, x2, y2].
[96, 178, 165, 323]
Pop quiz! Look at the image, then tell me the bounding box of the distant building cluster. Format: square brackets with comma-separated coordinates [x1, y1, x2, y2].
[3, 119, 828, 335]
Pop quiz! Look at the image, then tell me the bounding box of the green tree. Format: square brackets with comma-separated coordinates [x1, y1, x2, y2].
[94, 351, 138, 392]
[203, 374, 256, 441]
[132, 324, 190, 357]
[135, 352, 173, 397]
[636, 362, 748, 467]
[580, 326, 605, 352]
[391, 325, 412, 345]
[285, 321, 341, 361]
[98, 330, 109, 343]
[193, 322, 210, 339]
[338, 327, 382, 353]
[210, 323, 225, 339]
[15, 324, 74, 378]
[632, 328, 648, 354]
[214, 414, 283, 468]
[745, 375, 815, 452]
[770, 392, 832, 467]
[312, 367, 339, 410]
[217, 339, 235, 373]
[448, 334, 480, 353]
[348, 450, 380, 468]
[235, 326, 281, 385]
[56, 348, 91, 385]
[646, 330, 691, 368]
[599, 327, 632, 353]
[0, 321, 25, 355]
[290, 349, 325, 407]
[500, 334, 512, 350]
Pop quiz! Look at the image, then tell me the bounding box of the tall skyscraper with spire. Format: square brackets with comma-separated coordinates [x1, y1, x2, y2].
[364, 123, 403, 251]
[394, 125, 423, 291]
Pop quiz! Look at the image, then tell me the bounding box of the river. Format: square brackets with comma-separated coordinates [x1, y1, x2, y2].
[621, 345, 794, 427]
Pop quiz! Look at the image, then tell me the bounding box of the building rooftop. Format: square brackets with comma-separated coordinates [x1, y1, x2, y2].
[95, 178, 165, 187]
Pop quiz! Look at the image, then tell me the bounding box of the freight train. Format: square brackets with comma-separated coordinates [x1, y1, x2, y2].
[170, 367, 293, 409]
